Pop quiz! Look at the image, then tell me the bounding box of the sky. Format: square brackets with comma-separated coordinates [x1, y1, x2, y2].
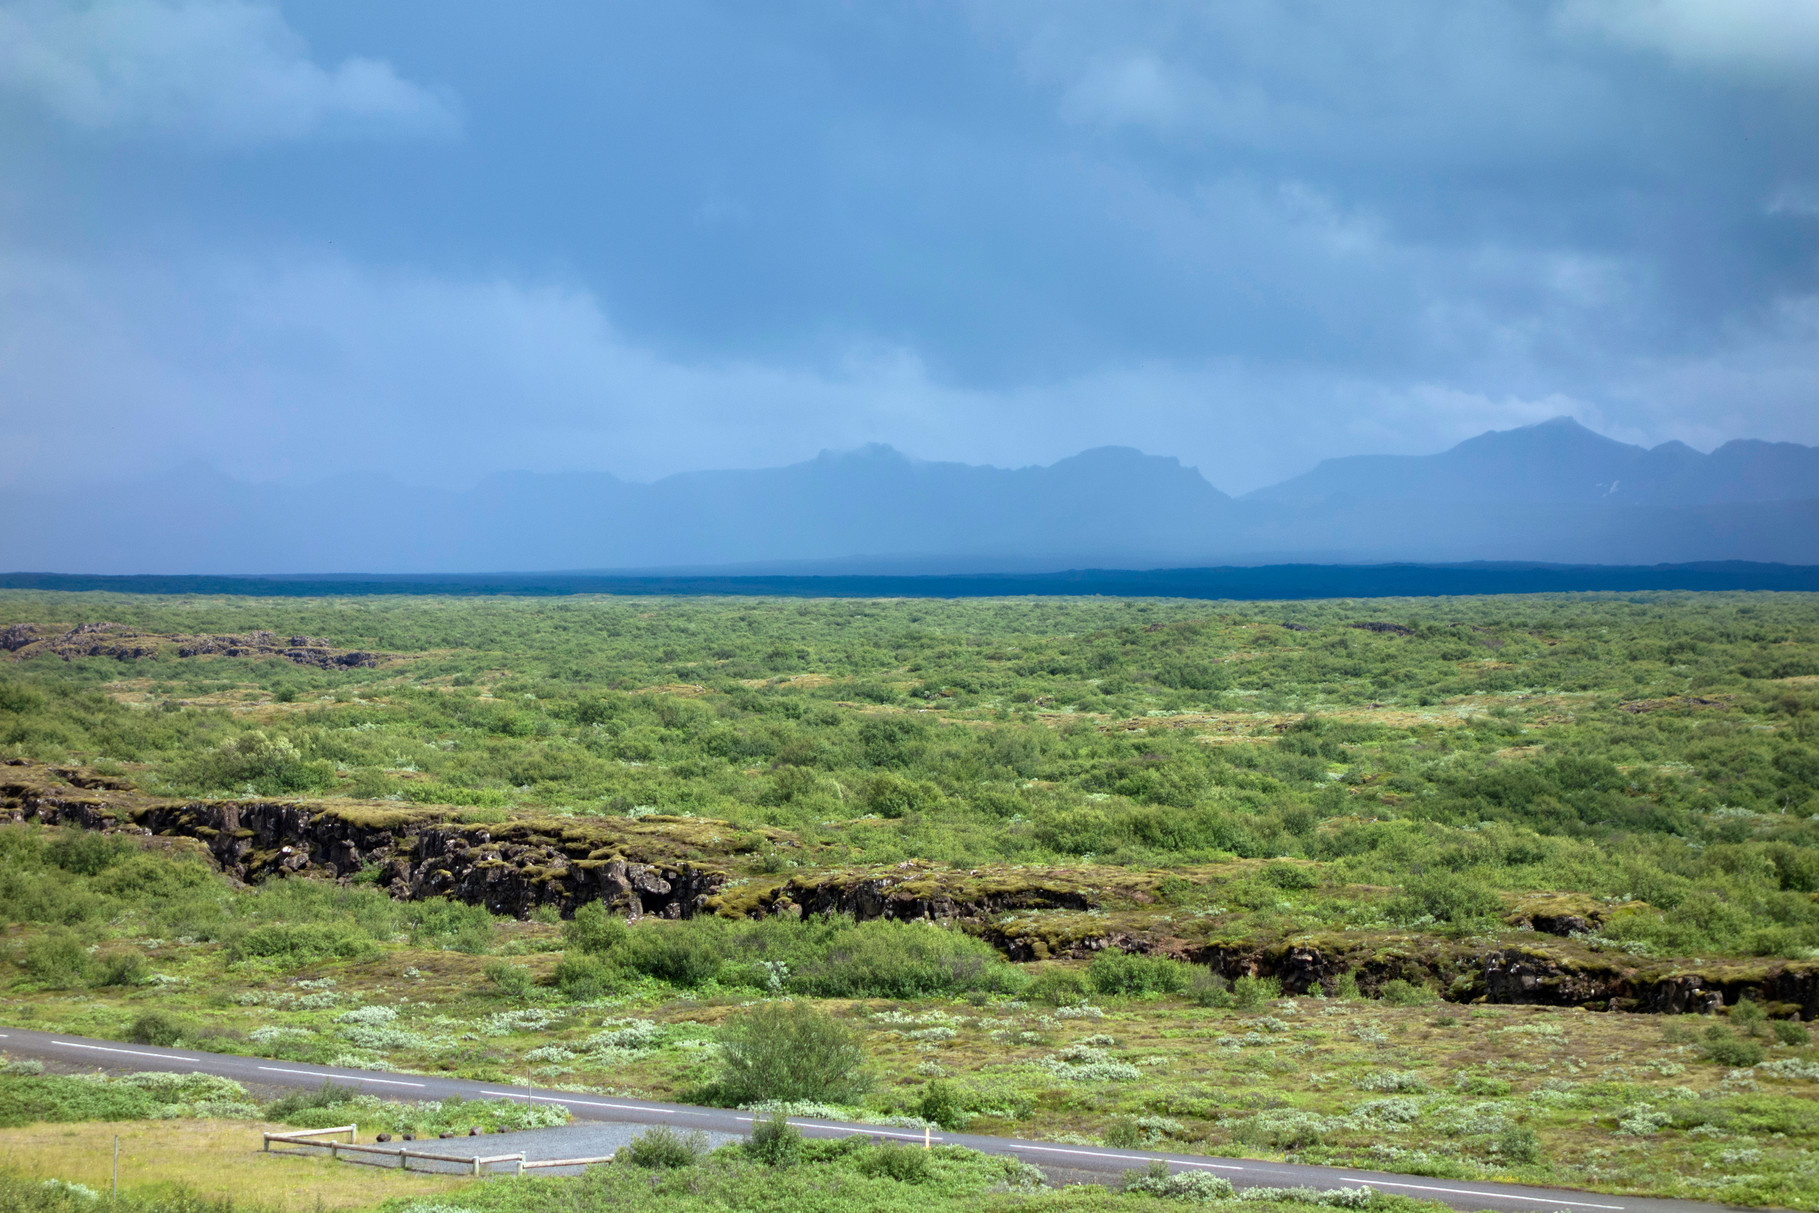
[1, 0, 1816, 496]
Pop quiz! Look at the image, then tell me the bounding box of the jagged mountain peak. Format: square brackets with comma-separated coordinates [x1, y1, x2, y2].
[1246, 418, 1819, 508]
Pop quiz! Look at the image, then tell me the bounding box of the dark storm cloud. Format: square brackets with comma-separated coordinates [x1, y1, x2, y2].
[0, 0, 1814, 494]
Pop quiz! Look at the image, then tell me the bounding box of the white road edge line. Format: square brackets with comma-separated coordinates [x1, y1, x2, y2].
[258, 1066, 425, 1088]
[801, 1125, 932, 1143]
[54, 1040, 200, 1063]
[1010, 1143, 1244, 1169]
[480, 1090, 679, 1115]
[726, 1116, 930, 1143]
[1340, 1178, 1624, 1209]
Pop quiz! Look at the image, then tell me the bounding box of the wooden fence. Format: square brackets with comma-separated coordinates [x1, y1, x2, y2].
[261, 1126, 613, 1175]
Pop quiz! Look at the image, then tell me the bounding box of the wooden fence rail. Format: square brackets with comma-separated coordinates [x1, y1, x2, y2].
[263, 1126, 356, 1150]
[260, 1130, 609, 1176]
[516, 1156, 615, 1172]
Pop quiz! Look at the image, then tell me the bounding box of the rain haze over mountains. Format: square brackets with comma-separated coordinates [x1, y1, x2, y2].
[8, 419, 1818, 573]
[2, 2, 1817, 574]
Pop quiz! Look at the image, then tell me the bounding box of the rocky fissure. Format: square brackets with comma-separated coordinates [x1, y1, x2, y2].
[4, 760, 1815, 1017]
[743, 865, 1099, 925]
[0, 623, 385, 668]
[0, 761, 722, 921]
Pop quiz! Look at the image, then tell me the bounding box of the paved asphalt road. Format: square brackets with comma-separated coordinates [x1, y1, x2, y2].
[0, 1026, 1747, 1213]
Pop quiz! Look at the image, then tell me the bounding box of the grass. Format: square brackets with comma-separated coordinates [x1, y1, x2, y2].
[0, 1120, 472, 1209]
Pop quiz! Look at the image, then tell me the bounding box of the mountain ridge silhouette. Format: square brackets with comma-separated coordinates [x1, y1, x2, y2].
[6, 418, 1816, 573]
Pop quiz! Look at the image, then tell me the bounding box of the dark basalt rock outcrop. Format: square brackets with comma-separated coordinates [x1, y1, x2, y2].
[978, 912, 1818, 1019]
[400, 825, 720, 920]
[1193, 939, 1817, 1020]
[0, 761, 724, 921]
[1501, 893, 1625, 938]
[6, 761, 1817, 1017]
[731, 863, 1100, 926]
[1, 623, 385, 668]
[175, 631, 381, 669]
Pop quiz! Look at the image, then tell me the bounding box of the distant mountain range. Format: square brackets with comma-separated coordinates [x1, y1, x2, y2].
[1249, 417, 1819, 507]
[6, 418, 1818, 573]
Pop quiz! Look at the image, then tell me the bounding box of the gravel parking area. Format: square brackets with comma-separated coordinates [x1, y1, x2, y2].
[278, 1120, 746, 1177]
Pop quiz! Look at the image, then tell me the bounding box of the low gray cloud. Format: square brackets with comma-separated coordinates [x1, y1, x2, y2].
[0, 0, 456, 143]
[1558, 0, 1819, 76]
[0, 1, 1813, 504]
[2, 238, 1812, 496]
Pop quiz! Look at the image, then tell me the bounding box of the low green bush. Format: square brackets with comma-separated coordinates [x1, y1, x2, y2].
[93, 949, 149, 987]
[563, 902, 628, 955]
[707, 1002, 870, 1107]
[1495, 1125, 1543, 1164]
[552, 952, 621, 1001]
[127, 1011, 189, 1048]
[916, 1079, 968, 1131]
[576, 915, 1028, 1001]
[1730, 997, 1768, 1035]
[1087, 950, 1189, 996]
[857, 771, 944, 819]
[0, 1072, 256, 1128]
[1187, 969, 1234, 1007]
[173, 732, 334, 796]
[1390, 871, 1502, 925]
[779, 919, 1025, 1000]
[1026, 967, 1089, 1005]
[622, 1126, 707, 1169]
[1102, 1118, 1145, 1148]
[1124, 1160, 1234, 1200]
[618, 926, 723, 988]
[1231, 974, 1281, 1009]
[226, 922, 378, 965]
[483, 961, 534, 996]
[746, 1110, 803, 1167]
[1703, 1027, 1767, 1068]
[1377, 979, 1439, 1006]
[852, 1142, 930, 1183]
[45, 831, 135, 877]
[19, 929, 90, 988]
[264, 1083, 357, 1121]
[404, 898, 496, 953]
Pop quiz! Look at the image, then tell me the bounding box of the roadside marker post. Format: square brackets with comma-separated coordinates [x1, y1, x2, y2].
[113, 1136, 118, 1197]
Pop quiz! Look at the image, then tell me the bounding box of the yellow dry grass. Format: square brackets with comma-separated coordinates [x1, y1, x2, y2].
[0, 1120, 475, 1210]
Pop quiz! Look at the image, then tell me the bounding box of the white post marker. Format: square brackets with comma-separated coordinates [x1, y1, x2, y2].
[113, 1136, 119, 1197]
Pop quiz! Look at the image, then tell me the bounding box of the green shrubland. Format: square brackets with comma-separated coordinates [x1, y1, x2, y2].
[3, 590, 1819, 1207]
[0, 591, 1815, 956]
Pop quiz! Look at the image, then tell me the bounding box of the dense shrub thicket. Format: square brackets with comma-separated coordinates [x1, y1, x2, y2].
[559, 905, 1024, 999]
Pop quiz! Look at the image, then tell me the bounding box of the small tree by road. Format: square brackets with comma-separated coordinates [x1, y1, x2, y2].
[709, 1001, 869, 1106]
